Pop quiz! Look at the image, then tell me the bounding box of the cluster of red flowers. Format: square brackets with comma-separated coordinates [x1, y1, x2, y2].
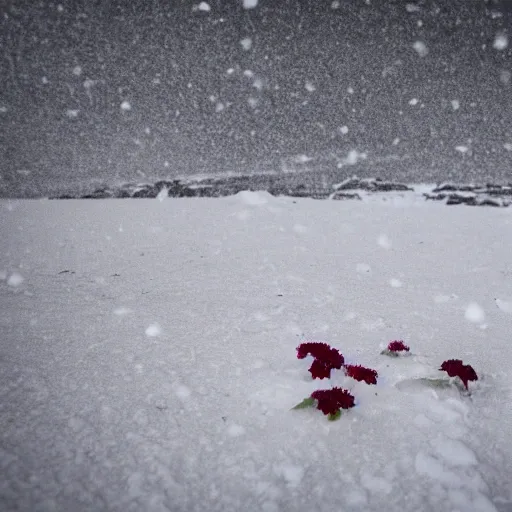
[311, 388, 355, 415]
[387, 340, 410, 353]
[344, 364, 378, 385]
[293, 340, 479, 419]
[295, 342, 378, 417]
[439, 359, 478, 389]
[296, 342, 344, 379]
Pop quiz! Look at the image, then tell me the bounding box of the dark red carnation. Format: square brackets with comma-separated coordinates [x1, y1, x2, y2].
[311, 388, 355, 415]
[344, 364, 378, 385]
[387, 340, 410, 352]
[296, 342, 344, 379]
[439, 359, 478, 389]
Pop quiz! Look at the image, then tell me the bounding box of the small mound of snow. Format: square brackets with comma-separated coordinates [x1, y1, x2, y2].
[7, 272, 24, 287]
[233, 190, 273, 205]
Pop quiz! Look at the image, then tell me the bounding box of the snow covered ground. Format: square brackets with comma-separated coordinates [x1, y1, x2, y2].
[1, 192, 512, 512]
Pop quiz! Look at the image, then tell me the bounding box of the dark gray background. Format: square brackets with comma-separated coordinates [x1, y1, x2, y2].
[1, 0, 511, 197]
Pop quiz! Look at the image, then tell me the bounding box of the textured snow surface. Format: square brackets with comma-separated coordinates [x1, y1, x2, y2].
[1, 196, 512, 512]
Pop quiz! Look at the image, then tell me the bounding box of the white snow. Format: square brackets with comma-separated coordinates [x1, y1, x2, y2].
[339, 125, 349, 135]
[495, 298, 512, 314]
[240, 37, 252, 51]
[7, 271, 24, 287]
[305, 81, 316, 92]
[242, 0, 258, 9]
[493, 33, 508, 51]
[413, 41, 429, 57]
[451, 99, 460, 111]
[377, 234, 392, 250]
[456, 145, 469, 154]
[1, 197, 511, 511]
[197, 1, 211, 11]
[464, 302, 485, 324]
[120, 100, 132, 111]
[409, 98, 419, 106]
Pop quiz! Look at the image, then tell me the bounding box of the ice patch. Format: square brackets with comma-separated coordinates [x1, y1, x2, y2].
[464, 302, 485, 324]
[145, 323, 162, 337]
[390, 278, 402, 288]
[7, 272, 24, 287]
[378, 234, 392, 249]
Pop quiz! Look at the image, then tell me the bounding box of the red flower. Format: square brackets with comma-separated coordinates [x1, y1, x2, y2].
[387, 340, 410, 352]
[344, 364, 378, 385]
[439, 359, 478, 389]
[296, 342, 344, 379]
[311, 388, 355, 415]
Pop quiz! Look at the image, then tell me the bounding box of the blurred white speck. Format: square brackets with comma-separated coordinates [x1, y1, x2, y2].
[66, 109, 79, 118]
[145, 324, 162, 337]
[417, 20, 423, 27]
[339, 125, 349, 135]
[356, 263, 372, 274]
[500, 70, 511, 85]
[455, 145, 469, 154]
[242, 0, 258, 9]
[227, 68, 235, 75]
[253, 78, 263, 90]
[240, 37, 252, 51]
[227, 424, 246, 437]
[305, 81, 316, 92]
[504, 143, 512, 151]
[42, 76, 49, 84]
[248, 97, 258, 108]
[215, 102, 225, 113]
[7, 272, 24, 287]
[493, 32, 508, 51]
[72, 66, 82, 76]
[412, 41, 428, 57]
[114, 307, 132, 316]
[390, 278, 402, 288]
[347, 87, 354, 94]
[378, 234, 392, 250]
[243, 69, 254, 78]
[331, 1, 340, 8]
[392, 137, 400, 145]
[197, 1, 211, 11]
[451, 100, 460, 111]
[175, 385, 191, 399]
[57, 4, 64, 11]
[120, 101, 132, 111]
[157, 188, 168, 201]
[406, 3, 420, 12]
[409, 98, 419, 106]
[465, 302, 485, 324]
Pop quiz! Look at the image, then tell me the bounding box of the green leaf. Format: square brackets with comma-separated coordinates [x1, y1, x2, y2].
[292, 397, 316, 410]
[327, 410, 342, 421]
